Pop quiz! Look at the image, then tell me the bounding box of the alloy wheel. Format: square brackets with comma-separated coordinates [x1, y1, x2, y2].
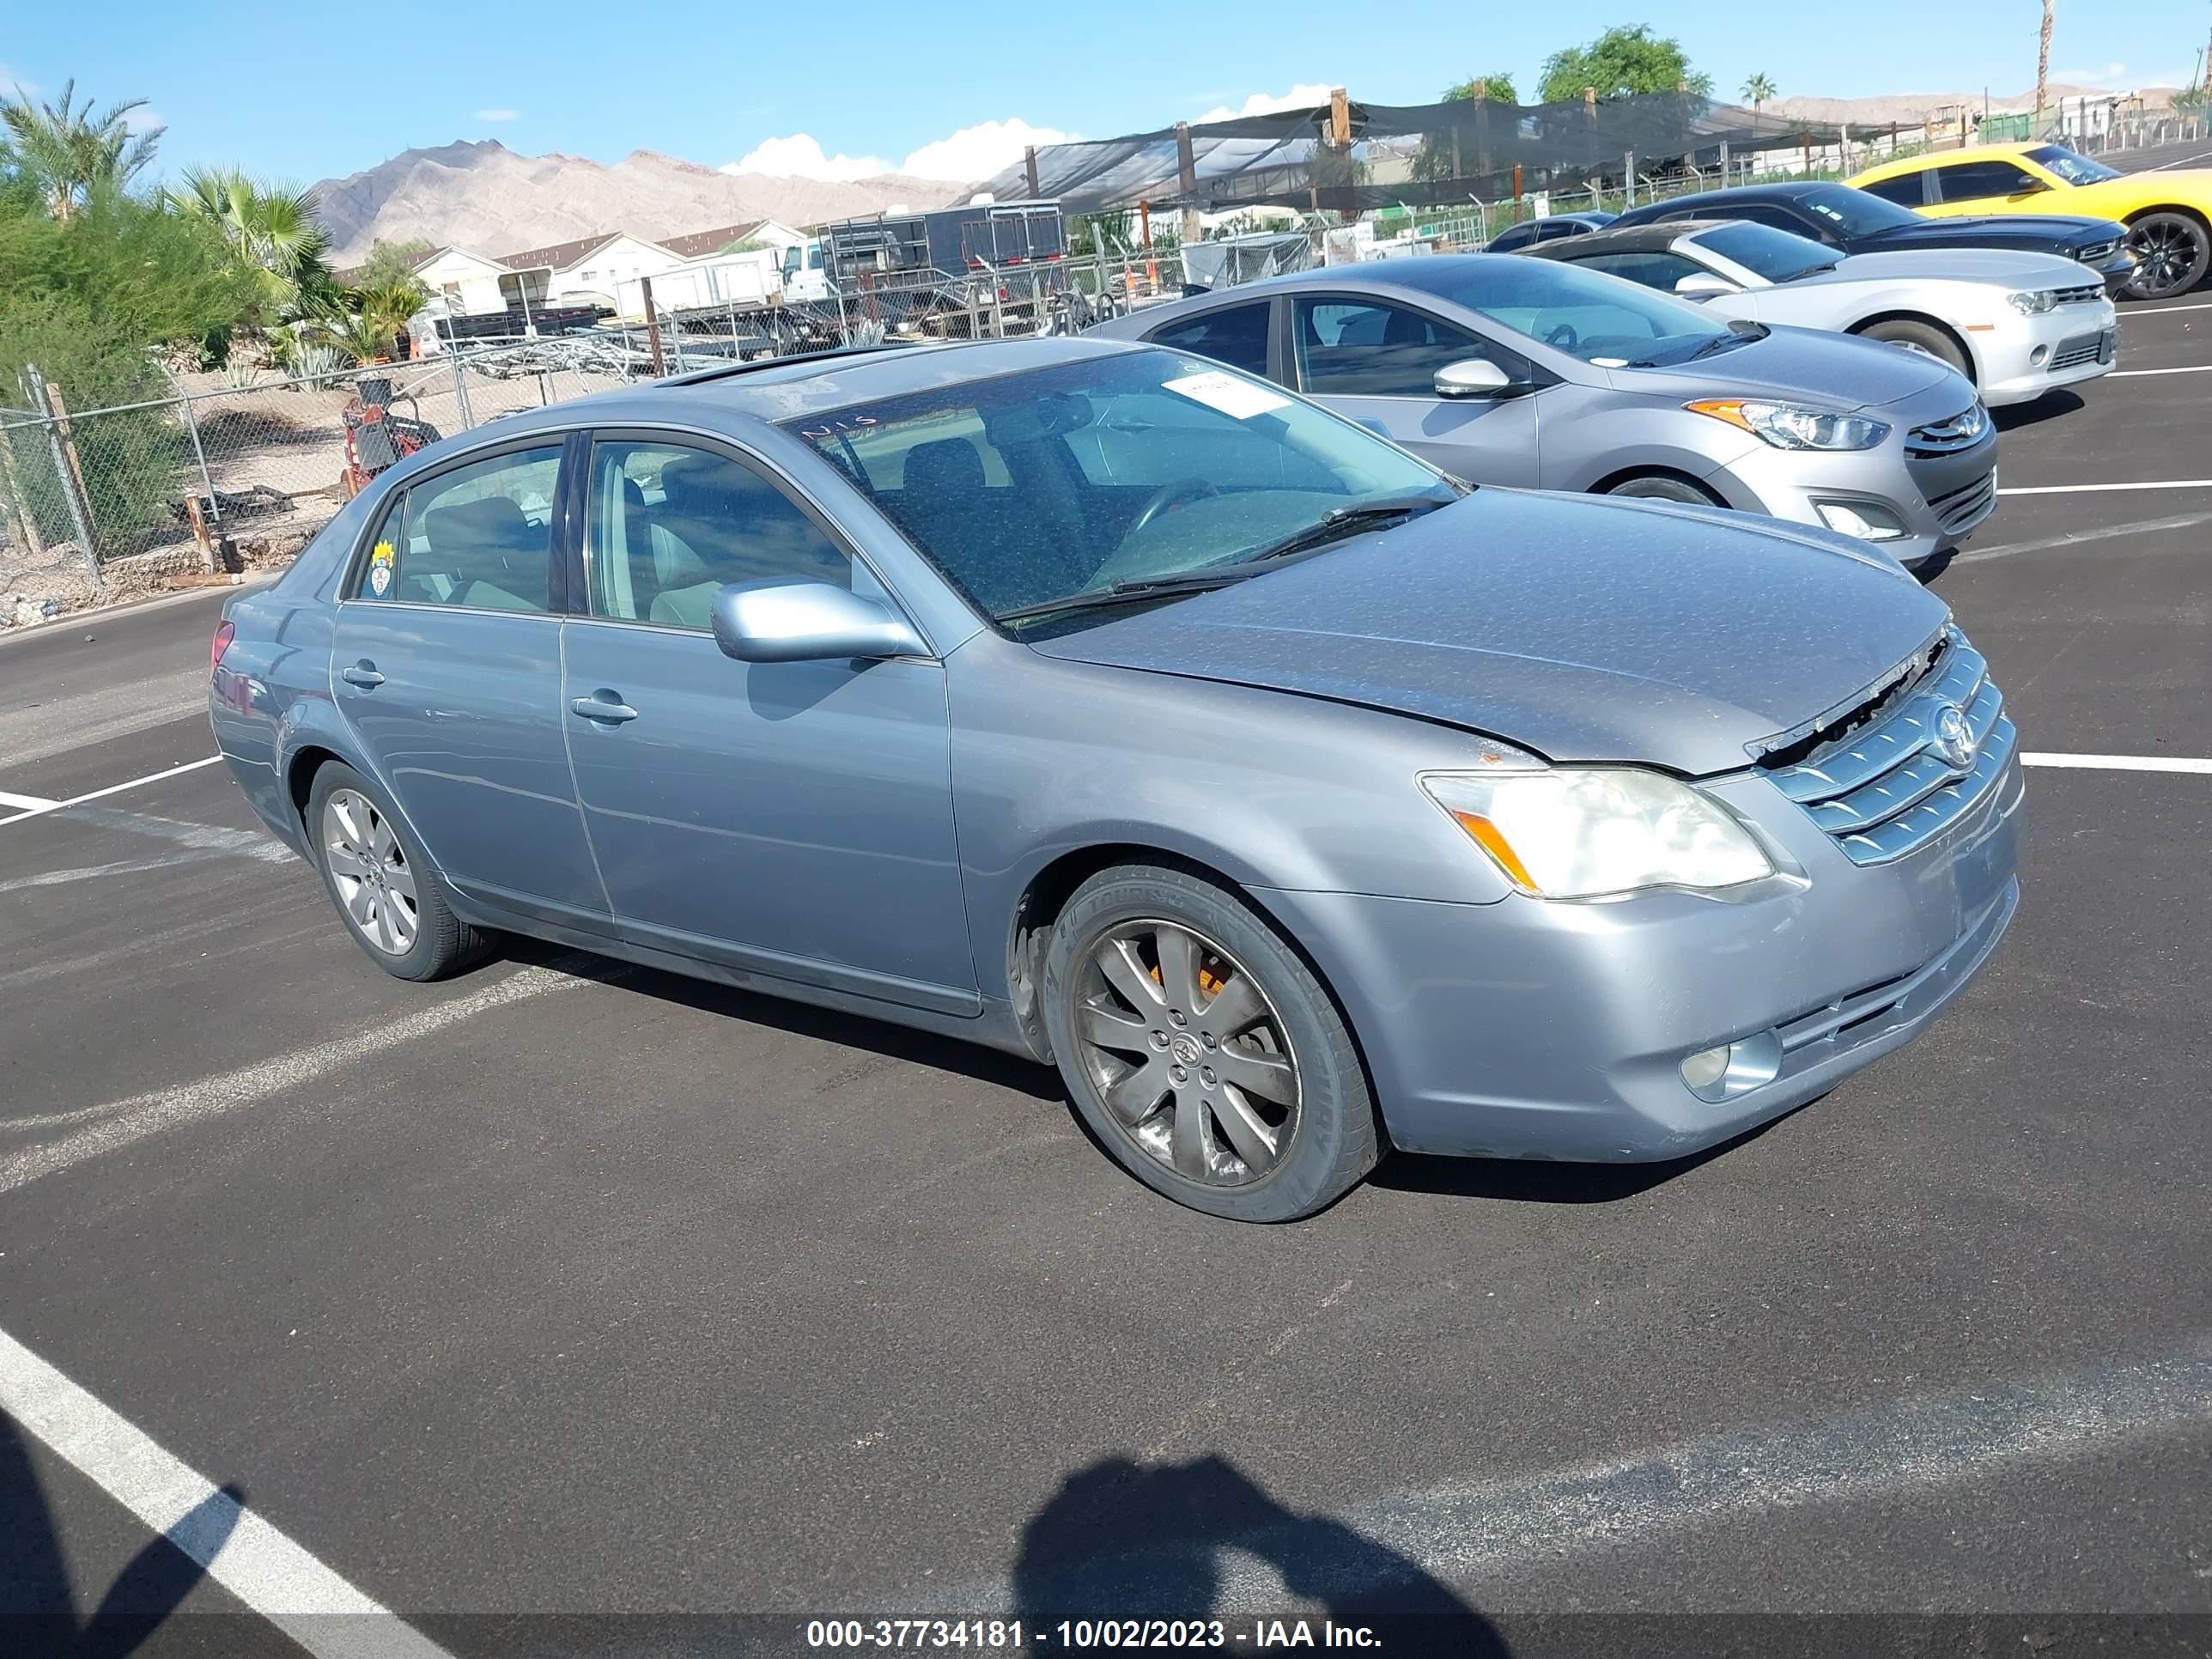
[2129, 217, 2205, 298]
[1072, 919, 1300, 1187]
[323, 788, 419, 956]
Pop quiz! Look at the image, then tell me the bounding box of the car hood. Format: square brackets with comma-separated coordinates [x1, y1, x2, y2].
[1860, 212, 2129, 249]
[1823, 246, 2094, 289]
[1599, 321, 1959, 410]
[1027, 489, 1949, 775]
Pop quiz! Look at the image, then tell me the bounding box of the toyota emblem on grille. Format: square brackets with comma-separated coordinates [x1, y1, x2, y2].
[1930, 702, 1977, 771]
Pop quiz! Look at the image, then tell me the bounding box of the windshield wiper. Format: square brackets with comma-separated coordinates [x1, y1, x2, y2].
[1236, 492, 1459, 567]
[991, 492, 1457, 628]
[1778, 264, 1838, 283]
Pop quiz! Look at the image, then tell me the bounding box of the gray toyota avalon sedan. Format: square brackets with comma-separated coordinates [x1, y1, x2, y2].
[1087, 255, 1999, 566]
[211, 337, 2021, 1222]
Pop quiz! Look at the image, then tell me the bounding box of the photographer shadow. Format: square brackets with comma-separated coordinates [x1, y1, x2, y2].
[1012, 1454, 1508, 1655]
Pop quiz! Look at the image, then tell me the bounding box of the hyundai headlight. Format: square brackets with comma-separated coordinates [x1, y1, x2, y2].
[2007, 289, 2060, 314]
[1419, 769, 1776, 899]
[1686, 400, 1891, 451]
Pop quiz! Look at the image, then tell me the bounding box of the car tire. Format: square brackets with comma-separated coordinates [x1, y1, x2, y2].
[2124, 211, 2210, 301]
[305, 761, 489, 981]
[1040, 863, 1380, 1222]
[1602, 472, 1726, 507]
[1856, 319, 1972, 380]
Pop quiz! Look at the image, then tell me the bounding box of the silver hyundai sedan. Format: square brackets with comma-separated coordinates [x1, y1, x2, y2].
[212, 338, 2022, 1222]
[1087, 255, 1998, 565]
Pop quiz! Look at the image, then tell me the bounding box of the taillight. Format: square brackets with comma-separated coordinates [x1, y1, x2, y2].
[210, 621, 234, 677]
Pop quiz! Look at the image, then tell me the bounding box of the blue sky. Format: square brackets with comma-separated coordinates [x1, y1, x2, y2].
[7, 0, 2207, 187]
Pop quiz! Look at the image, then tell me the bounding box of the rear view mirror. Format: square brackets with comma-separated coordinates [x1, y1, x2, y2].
[710, 581, 927, 664]
[1674, 271, 1736, 300]
[1433, 359, 1513, 398]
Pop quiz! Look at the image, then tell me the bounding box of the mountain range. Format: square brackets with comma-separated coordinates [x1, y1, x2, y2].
[311, 140, 967, 264]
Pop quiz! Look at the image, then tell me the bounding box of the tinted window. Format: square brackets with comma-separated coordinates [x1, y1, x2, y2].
[1690, 222, 1839, 283]
[787, 351, 1447, 623]
[357, 446, 562, 611]
[1857, 173, 1927, 208]
[1146, 302, 1272, 376]
[1930, 159, 2039, 202]
[1294, 298, 1502, 396]
[1793, 185, 1923, 236]
[1570, 251, 1710, 295]
[1485, 220, 1542, 252]
[2024, 145, 2121, 185]
[584, 441, 849, 631]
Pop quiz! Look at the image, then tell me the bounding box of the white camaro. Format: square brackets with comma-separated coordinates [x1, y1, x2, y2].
[1531, 217, 2118, 407]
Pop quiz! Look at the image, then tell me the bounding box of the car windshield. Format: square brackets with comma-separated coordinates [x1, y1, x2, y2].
[1385, 258, 1742, 367]
[1796, 184, 1924, 236]
[785, 349, 1455, 629]
[1691, 221, 1840, 283]
[2025, 145, 2123, 185]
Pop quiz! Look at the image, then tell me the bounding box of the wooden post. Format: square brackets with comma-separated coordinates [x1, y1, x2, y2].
[1024, 145, 1041, 198]
[1139, 200, 1158, 294]
[1512, 161, 1524, 221]
[641, 276, 666, 376]
[40, 379, 101, 585]
[1175, 122, 1202, 245]
[0, 421, 45, 563]
[1329, 87, 1351, 150]
[185, 492, 216, 574]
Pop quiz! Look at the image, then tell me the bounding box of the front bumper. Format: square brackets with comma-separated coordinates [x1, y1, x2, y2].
[1977, 301, 2119, 405]
[1255, 750, 2024, 1163]
[1706, 417, 1998, 565]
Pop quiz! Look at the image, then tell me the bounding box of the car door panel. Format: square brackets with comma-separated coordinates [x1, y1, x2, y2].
[560, 434, 978, 1011]
[330, 441, 606, 921]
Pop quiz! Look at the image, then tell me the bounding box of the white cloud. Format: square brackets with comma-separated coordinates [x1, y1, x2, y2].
[901, 118, 1074, 181]
[0, 63, 37, 98]
[723, 133, 893, 181]
[476, 107, 520, 122]
[1195, 82, 1335, 124]
[125, 106, 164, 134]
[724, 117, 1078, 184]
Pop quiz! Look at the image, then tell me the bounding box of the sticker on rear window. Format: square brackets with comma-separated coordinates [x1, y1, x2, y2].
[368, 539, 394, 597]
[1163, 370, 1291, 420]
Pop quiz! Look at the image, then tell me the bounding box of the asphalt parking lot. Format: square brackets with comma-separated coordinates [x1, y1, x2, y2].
[3, 292, 2210, 1653]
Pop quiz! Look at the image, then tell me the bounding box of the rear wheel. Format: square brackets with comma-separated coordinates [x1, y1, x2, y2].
[2124, 211, 2210, 301]
[1040, 865, 1379, 1222]
[1602, 472, 1725, 507]
[1856, 318, 1972, 380]
[306, 762, 488, 981]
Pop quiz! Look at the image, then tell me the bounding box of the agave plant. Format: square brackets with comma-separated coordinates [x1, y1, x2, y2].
[168, 167, 334, 324]
[0, 79, 161, 221]
[221, 362, 263, 390]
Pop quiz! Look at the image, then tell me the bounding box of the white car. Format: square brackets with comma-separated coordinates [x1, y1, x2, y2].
[1531, 218, 2117, 406]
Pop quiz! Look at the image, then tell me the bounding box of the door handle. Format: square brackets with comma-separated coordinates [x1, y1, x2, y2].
[342, 662, 385, 688]
[569, 693, 638, 724]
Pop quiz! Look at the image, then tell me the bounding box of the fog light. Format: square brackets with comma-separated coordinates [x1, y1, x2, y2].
[1680, 1030, 1784, 1103]
[1680, 1045, 1731, 1091]
[1814, 500, 1907, 541]
[2030, 343, 2051, 367]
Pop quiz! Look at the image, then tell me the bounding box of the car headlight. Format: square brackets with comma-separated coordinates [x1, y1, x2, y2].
[1685, 400, 1891, 451]
[2007, 289, 2060, 314]
[1419, 768, 1776, 899]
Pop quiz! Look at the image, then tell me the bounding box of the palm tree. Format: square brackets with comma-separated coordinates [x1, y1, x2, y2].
[2035, 0, 2055, 124]
[168, 167, 333, 322]
[1741, 72, 1777, 123]
[0, 78, 161, 220]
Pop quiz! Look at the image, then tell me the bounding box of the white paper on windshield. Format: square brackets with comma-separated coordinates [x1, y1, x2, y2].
[1163, 370, 1291, 420]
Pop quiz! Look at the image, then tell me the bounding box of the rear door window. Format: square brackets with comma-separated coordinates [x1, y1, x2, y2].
[1293, 297, 1516, 397]
[356, 446, 563, 611]
[1858, 173, 1929, 208]
[1145, 302, 1272, 376]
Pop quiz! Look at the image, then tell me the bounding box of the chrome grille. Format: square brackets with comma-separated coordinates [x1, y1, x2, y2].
[1905, 404, 1990, 456]
[1765, 628, 2016, 866]
[1929, 471, 1997, 535]
[2050, 331, 2106, 369]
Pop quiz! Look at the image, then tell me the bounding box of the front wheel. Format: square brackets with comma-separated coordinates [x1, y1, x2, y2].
[2124, 212, 2210, 300]
[1603, 472, 1725, 507]
[1040, 865, 1380, 1222]
[306, 762, 488, 981]
[1856, 318, 1972, 380]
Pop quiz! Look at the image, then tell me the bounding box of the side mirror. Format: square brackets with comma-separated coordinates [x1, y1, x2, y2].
[1673, 271, 1737, 300]
[710, 580, 927, 664]
[1433, 358, 1514, 399]
[2009, 178, 2049, 197]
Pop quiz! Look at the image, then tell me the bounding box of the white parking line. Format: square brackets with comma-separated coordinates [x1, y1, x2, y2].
[2141, 149, 2212, 170]
[2126, 299, 2212, 315]
[1998, 479, 2212, 495]
[2108, 364, 2212, 377]
[0, 755, 224, 828]
[2022, 752, 2212, 775]
[0, 1324, 458, 1659]
[1953, 508, 2212, 563]
[0, 789, 58, 811]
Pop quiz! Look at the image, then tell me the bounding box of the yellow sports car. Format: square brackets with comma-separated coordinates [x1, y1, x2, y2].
[1848, 142, 2209, 300]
